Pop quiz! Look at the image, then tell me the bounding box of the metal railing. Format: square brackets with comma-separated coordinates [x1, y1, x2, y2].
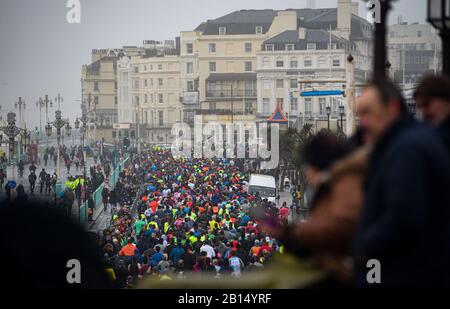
[79, 157, 129, 224]
[206, 89, 257, 98]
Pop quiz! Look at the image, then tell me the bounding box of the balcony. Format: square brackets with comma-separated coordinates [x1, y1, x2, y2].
[196, 109, 246, 115]
[205, 89, 257, 99]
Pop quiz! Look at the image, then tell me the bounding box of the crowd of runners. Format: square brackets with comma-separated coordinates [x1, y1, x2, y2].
[98, 147, 285, 288]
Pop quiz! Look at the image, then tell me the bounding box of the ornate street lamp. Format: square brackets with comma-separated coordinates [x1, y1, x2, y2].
[66, 122, 72, 137]
[365, 0, 396, 81]
[339, 104, 345, 132]
[49, 110, 68, 178]
[1, 112, 21, 179]
[427, 0, 450, 74]
[36, 95, 53, 133]
[45, 122, 52, 138]
[326, 104, 332, 131]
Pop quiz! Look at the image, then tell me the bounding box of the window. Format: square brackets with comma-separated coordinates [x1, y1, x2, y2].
[290, 58, 298, 68]
[262, 79, 271, 90]
[187, 81, 194, 92]
[319, 98, 326, 115]
[328, 43, 337, 49]
[276, 79, 284, 89]
[291, 97, 298, 111]
[332, 99, 339, 116]
[133, 80, 139, 89]
[219, 27, 226, 35]
[256, 26, 263, 35]
[158, 78, 163, 86]
[304, 58, 312, 67]
[158, 64, 163, 70]
[307, 43, 316, 50]
[208, 43, 216, 53]
[333, 59, 340, 67]
[263, 57, 271, 68]
[186, 62, 193, 74]
[245, 42, 252, 53]
[276, 60, 284, 67]
[245, 61, 252, 72]
[93, 81, 99, 91]
[286, 44, 294, 51]
[158, 94, 163, 104]
[209, 62, 216, 72]
[417, 31, 422, 38]
[144, 79, 148, 87]
[290, 79, 297, 89]
[114, 81, 117, 90]
[210, 102, 216, 110]
[265, 44, 274, 51]
[144, 65, 147, 71]
[115, 96, 118, 105]
[158, 111, 164, 126]
[144, 94, 148, 103]
[144, 111, 148, 124]
[305, 98, 312, 116]
[186, 43, 193, 54]
[134, 66, 139, 73]
[262, 98, 270, 114]
[245, 101, 253, 114]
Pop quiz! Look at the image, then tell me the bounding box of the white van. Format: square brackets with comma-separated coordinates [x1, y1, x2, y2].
[248, 174, 277, 203]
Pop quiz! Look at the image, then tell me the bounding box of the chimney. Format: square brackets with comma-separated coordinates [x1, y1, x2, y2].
[298, 27, 306, 40]
[337, 0, 352, 40]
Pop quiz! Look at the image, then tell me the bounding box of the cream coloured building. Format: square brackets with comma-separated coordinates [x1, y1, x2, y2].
[254, 1, 373, 132]
[117, 40, 183, 144]
[82, 47, 146, 143]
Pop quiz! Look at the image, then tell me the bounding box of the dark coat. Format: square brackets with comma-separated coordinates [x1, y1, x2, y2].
[353, 116, 450, 288]
[436, 116, 450, 156]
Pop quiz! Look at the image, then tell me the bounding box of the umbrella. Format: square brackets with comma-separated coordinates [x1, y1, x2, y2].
[5, 181, 16, 189]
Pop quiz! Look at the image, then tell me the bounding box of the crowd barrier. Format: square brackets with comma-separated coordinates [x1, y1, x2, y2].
[78, 157, 129, 224]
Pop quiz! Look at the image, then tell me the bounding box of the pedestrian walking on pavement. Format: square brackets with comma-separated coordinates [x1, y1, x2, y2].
[39, 169, 47, 194]
[28, 171, 37, 194]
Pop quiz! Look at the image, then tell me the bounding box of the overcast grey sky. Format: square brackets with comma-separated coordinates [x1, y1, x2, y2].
[0, 0, 427, 128]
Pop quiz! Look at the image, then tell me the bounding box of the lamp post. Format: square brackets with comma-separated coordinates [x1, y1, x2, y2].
[55, 93, 64, 109]
[14, 97, 26, 162]
[20, 128, 31, 161]
[427, 0, 450, 75]
[1, 112, 21, 180]
[326, 104, 332, 131]
[37, 95, 53, 147]
[75, 114, 89, 223]
[366, 0, 395, 82]
[339, 103, 345, 132]
[48, 110, 69, 179]
[75, 113, 90, 184]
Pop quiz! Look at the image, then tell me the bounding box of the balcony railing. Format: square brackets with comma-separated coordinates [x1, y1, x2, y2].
[206, 89, 257, 98]
[196, 109, 248, 115]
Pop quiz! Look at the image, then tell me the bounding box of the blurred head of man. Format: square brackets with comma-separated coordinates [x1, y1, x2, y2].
[414, 75, 450, 127]
[302, 132, 352, 188]
[357, 81, 408, 145]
